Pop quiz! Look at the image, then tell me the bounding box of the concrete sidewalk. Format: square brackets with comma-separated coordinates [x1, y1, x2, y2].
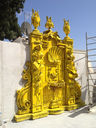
[1, 106, 96, 128]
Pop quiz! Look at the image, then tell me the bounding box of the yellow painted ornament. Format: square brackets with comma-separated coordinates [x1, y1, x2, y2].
[14, 9, 84, 122]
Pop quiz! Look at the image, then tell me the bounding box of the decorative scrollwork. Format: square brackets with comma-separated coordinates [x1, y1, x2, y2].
[16, 61, 31, 114]
[22, 61, 31, 87]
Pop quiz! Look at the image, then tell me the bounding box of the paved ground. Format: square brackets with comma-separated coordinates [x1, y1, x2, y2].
[1, 106, 96, 128]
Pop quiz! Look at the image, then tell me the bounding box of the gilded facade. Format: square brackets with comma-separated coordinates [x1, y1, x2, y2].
[14, 9, 84, 122]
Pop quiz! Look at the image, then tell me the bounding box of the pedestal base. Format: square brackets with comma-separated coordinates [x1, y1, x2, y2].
[15, 110, 48, 122]
[64, 104, 80, 111]
[15, 113, 32, 122]
[31, 110, 48, 120]
[49, 107, 64, 115]
[15, 103, 85, 122]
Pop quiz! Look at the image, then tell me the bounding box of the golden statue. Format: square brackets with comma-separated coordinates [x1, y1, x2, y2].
[45, 16, 54, 30]
[63, 19, 70, 37]
[14, 11, 84, 122]
[31, 9, 40, 30]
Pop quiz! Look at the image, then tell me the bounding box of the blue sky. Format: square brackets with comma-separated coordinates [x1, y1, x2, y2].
[17, 0, 96, 50]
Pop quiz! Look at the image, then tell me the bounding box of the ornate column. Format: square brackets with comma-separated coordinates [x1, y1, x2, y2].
[62, 19, 84, 110]
[30, 9, 48, 119]
[14, 9, 48, 122]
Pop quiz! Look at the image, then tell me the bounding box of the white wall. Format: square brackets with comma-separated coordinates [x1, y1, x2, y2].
[0, 41, 30, 122]
[74, 50, 94, 104]
[73, 50, 88, 103]
[0, 41, 89, 122]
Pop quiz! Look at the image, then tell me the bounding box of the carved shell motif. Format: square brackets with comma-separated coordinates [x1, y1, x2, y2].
[48, 46, 64, 63]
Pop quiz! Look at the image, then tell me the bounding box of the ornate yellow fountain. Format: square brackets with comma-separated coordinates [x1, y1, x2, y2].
[14, 9, 84, 122]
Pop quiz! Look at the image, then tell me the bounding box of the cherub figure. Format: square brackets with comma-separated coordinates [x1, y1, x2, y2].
[63, 19, 70, 37]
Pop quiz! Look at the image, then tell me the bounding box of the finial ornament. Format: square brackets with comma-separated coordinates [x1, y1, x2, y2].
[63, 19, 70, 37]
[31, 9, 40, 30]
[45, 16, 54, 30]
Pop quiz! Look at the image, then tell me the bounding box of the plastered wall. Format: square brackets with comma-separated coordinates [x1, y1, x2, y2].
[0, 41, 30, 121]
